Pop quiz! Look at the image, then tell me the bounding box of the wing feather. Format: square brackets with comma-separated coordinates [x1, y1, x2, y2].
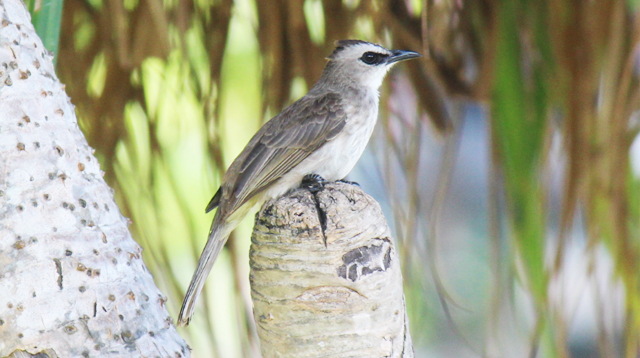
[221, 92, 346, 214]
[205, 187, 222, 213]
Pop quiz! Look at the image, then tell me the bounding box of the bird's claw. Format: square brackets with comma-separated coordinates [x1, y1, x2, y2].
[337, 179, 360, 187]
[301, 174, 327, 194]
[300, 174, 328, 245]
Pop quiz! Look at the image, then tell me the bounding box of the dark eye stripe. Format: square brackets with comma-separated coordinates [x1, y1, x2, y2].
[360, 52, 388, 65]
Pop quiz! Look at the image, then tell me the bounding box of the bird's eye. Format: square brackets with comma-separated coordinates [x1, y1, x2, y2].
[360, 52, 383, 65]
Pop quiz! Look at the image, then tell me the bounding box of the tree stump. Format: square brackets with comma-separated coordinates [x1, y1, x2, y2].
[250, 182, 414, 358]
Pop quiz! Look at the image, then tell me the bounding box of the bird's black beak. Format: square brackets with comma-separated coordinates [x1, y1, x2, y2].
[387, 50, 421, 64]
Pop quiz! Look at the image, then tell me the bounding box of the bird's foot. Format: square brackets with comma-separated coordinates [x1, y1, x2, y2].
[301, 174, 327, 194]
[301, 174, 328, 246]
[337, 178, 360, 187]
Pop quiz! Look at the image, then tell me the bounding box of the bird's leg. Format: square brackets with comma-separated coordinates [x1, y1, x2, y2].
[337, 178, 360, 187]
[300, 174, 328, 246]
[301, 173, 327, 194]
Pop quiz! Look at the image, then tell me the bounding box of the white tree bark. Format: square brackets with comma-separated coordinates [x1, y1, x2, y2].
[0, 0, 189, 356]
[250, 182, 414, 358]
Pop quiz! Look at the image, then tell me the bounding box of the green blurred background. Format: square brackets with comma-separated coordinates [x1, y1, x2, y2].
[25, 0, 640, 356]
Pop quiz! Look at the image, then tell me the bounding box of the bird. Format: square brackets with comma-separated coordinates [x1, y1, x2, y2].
[178, 39, 420, 325]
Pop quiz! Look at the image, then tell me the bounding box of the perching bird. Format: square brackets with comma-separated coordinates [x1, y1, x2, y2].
[178, 39, 420, 325]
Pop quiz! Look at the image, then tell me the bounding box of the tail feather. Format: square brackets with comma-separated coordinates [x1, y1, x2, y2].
[178, 221, 233, 326]
[179, 196, 257, 326]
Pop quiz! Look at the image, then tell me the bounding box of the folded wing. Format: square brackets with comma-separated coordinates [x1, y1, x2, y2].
[220, 92, 347, 215]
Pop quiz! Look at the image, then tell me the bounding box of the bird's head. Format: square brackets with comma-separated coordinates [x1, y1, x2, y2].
[324, 40, 421, 90]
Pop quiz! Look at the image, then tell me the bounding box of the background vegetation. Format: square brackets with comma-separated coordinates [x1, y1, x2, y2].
[25, 0, 640, 356]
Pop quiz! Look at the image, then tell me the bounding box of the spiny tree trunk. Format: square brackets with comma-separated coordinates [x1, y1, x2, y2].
[251, 182, 413, 358]
[0, 0, 189, 356]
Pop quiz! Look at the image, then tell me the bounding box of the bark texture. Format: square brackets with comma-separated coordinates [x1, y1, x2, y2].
[0, 0, 189, 356]
[251, 182, 413, 358]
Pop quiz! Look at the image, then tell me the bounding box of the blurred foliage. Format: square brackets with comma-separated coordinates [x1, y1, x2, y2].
[26, 0, 639, 356]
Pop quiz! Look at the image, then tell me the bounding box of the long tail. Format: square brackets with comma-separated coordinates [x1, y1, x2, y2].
[178, 217, 234, 326]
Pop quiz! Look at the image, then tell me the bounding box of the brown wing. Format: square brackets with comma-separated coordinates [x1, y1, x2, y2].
[220, 92, 346, 214]
[205, 187, 222, 213]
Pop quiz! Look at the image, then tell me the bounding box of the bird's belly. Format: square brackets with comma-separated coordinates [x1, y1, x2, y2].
[308, 127, 372, 180]
[264, 112, 377, 201]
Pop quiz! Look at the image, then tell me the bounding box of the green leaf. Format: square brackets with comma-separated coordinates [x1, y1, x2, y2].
[492, 0, 548, 306]
[26, 0, 64, 64]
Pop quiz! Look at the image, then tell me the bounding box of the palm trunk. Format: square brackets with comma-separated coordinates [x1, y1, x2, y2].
[0, 1, 189, 356]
